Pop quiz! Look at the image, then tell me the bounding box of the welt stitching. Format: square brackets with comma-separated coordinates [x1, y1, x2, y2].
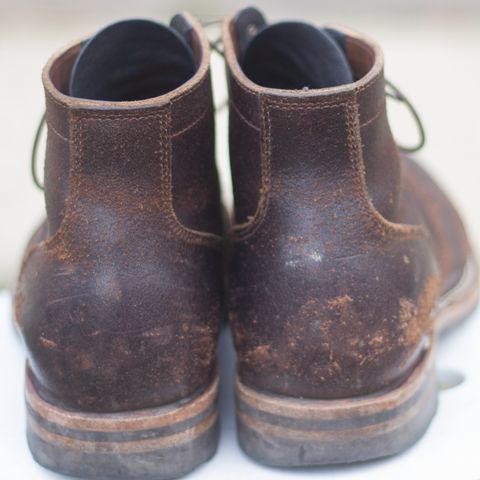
[74, 111, 165, 120]
[50, 112, 220, 249]
[347, 101, 391, 235]
[232, 98, 423, 242]
[47, 121, 68, 142]
[232, 98, 271, 240]
[233, 101, 346, 240]
[253, 97, 272, 237]
[360, 107, 383, 128]
[264, 101, 350, 110]
[157, 110, 222, 248]
[230, 100, 261, 131]
[44, 112, 83, 250]
[159, 113, 172, 227]
[53, 105, 208, 134]
[343, 101, 385, 235]
[233, 101, 343, 240]
[171, 105, 211, 138]
[344, 100, 424, 241]
[46, 87, 166, 118]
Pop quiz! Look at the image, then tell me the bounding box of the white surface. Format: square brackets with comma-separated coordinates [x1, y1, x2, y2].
[0, 290, 479, 479]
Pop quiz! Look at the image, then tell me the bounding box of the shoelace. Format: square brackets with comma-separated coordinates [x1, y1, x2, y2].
[31, 27, 426, 191]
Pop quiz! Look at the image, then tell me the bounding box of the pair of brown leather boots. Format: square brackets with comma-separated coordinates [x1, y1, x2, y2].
[15, 6, 478, 479]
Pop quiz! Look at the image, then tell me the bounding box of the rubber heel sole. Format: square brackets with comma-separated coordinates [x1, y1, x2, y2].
[26, 372, 219, 479]
[236, 347, 437, 466]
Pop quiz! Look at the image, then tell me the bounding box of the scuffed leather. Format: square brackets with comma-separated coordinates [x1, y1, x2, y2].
[15, 14, 224, 413]
[400, 158, 471, 294]
[223, 16, 472, 399]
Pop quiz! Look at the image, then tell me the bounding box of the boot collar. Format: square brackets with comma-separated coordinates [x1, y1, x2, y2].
[222, 13, 387, 129]
[42, 12, 212, 139]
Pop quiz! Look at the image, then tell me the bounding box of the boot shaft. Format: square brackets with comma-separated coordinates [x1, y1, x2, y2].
[43, 16, 222, 240]
[224, 10, 401, 231]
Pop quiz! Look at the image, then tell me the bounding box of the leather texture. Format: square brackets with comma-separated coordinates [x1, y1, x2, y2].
[15, 14, 224, 413]
[223, 12, 473, 399]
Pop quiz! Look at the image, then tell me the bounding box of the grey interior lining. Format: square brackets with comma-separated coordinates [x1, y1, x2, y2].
[240, 21, 354, 90]
[69, 19, 196, 101]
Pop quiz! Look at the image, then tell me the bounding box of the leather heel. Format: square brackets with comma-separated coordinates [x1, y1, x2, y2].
[26, 370, 219, 479]
[236, 348, 437, 466]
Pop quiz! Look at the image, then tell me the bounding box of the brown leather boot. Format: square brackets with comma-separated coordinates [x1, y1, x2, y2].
[15, 15, 223, 479]
[223, 7, 479, 466]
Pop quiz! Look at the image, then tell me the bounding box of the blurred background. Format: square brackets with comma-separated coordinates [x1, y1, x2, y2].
[0, 0, 479, 287]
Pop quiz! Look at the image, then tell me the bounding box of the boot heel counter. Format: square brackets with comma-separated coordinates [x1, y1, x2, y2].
[231, 232, 439, 399]
[16, 241, 221, 412]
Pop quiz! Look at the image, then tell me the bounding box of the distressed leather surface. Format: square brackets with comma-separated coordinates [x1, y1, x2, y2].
[400, 158, 471, 294]
[223, 15, 472, 399]
[15, 14, 224, 413]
